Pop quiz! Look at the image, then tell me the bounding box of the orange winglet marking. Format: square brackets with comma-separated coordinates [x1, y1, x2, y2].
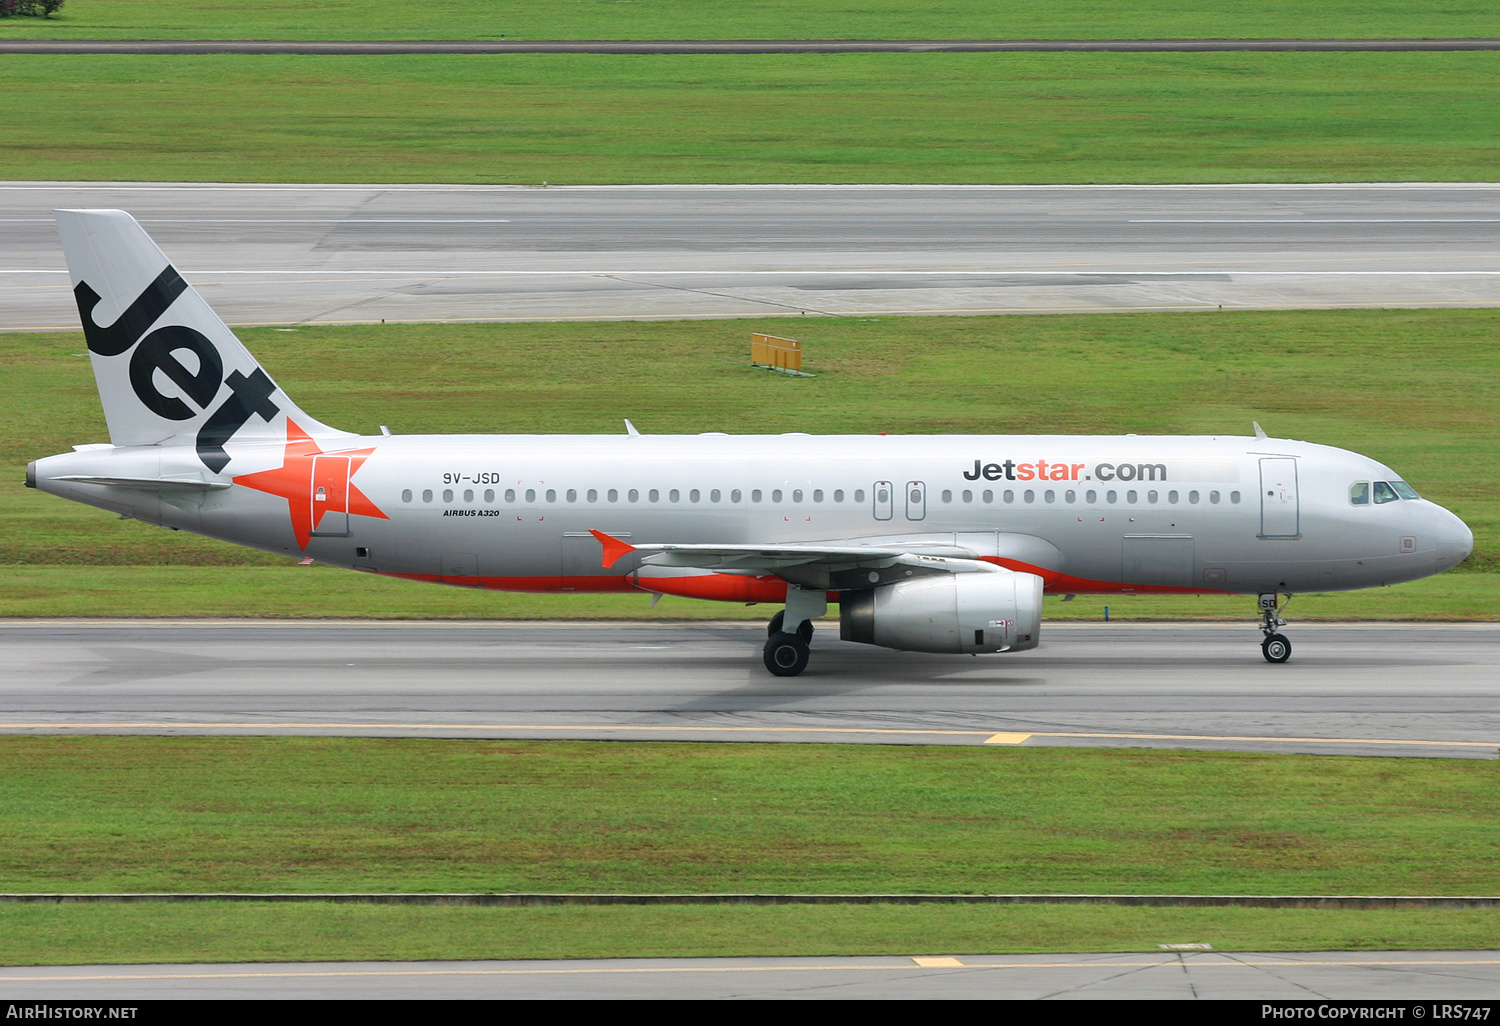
[589, 529, 636, 569]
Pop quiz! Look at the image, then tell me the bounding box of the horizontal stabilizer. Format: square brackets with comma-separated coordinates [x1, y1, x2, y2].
[53, 475, 231, 492]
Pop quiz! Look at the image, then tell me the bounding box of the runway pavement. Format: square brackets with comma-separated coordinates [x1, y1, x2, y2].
[2, 621, 1496, 759]
[5, 951, 1500, 999]
[4, 182, 1498, 328]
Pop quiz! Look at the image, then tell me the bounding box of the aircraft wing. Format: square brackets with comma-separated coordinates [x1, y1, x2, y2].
[590, 530, 1002, 591]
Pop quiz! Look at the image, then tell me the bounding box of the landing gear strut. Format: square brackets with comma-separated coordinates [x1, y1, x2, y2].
[1258, 592, 1292, 663]
[766, 610, 813, 642]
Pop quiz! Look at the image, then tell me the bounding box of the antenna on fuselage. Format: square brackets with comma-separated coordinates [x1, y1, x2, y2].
[624, 419, 641, 437]
[1253, 421, 1268, 439]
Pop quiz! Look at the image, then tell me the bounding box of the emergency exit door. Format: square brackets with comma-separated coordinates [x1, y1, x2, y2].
[905, 481, 926, 521]
[309, 455, 351, 536]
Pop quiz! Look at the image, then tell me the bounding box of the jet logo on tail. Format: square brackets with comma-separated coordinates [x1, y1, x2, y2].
[74, 265, 281, 472]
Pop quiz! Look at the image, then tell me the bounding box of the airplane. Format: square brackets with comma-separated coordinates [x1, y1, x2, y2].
[26, 210, 1475, 676]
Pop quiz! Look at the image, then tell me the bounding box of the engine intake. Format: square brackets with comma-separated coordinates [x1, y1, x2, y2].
[840, 570, 1043, 654]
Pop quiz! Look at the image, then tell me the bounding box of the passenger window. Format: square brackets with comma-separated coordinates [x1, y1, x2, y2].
[464, 489, 474, 503]
[443, 489, 454, 503]
[690, 489, 700, 503]
[485, 489, 495, 503]
[942, 489, 953, 503]
[628, 489, 639, 503]
[649, 489, 660, 503]
[834, 489, 844, 502]
[504, 489, 515, 503]
[1189, 490, 1199, 504]
[792, 489, 802, 503]
[1065, 489, 1075, 503]
[1126, 490, 1137, 504]
[525, 488, 536, 503]
[772, 489, 783, 503]
[752, 489, 762, 502]
[402, 489, 413, 503]
[1209, 491, 1220, 504]
[982, 489, 993, 503]
[607, 489, 617, 503]
[587, 489, 598, 503]
[423, 489, 434, 503]
[669, 489, 680, 503]
[1003, 490, 1015, 503]
[1230, 491, 1241, 504]
[962, 489, 973, 503]
[1085, 489, 1096, 503]
[1147, 490, 1157, 503]
[854, 489, 865, 503]
[1374, 481, 1399, 504]
[1167, 490, 1178, 504]
[814, 489, 824, 503]
[1106, 490, 1117, 503]
[566, 489, 577, 503]
[1043, 490, 1054, 503]
[546, 489, 556, 503]
[732, 489, 742, 502]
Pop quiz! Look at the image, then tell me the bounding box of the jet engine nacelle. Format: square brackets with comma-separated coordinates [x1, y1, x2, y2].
[839, 570, 1044, 654]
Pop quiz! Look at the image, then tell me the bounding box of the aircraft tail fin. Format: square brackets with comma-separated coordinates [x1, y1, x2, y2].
[55, 209, 352, 473]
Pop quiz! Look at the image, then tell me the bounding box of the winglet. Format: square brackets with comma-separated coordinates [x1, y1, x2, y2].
[590, 529, 636, 569]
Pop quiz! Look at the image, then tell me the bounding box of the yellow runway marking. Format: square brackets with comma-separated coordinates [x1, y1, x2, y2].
[0, 722, 1495, 753]
[6, 958, 1500, 983]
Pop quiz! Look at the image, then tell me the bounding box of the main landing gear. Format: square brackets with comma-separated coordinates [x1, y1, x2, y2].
[763, 590, 823, 677]
[763, 621, 813, 677]
[1258, 592, 1292, 663]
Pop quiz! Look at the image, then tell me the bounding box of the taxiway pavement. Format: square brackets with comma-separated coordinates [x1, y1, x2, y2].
[4, 182, 1498, 328]
[5, 951, 1500, 999]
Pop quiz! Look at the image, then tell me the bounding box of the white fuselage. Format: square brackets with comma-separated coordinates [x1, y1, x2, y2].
[32, 431, 1475, 602]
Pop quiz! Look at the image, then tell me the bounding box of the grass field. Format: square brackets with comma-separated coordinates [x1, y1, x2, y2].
[5, 309, 1495, 619]
[4, 903, 1499, 966]
[2, 736, 1499, 964]
[4, 737, 1498, 894]
[2, 53, 1498, 184]
[4, 1, 1497, 42]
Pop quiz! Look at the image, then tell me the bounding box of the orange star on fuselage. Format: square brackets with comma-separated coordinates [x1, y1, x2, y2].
[232, 419, 387, 549]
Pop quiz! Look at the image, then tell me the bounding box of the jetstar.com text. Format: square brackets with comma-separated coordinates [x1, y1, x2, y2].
[962, 459, 1168, 483]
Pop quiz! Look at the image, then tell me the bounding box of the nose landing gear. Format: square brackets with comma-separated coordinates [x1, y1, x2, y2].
[1258, 592, 1292, 663]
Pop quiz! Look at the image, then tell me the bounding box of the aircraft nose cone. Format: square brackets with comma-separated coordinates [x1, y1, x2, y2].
[1438, 508, 1474, 570]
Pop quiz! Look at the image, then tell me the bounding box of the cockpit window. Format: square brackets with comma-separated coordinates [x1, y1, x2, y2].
[1391, 480, 1420, 500]
[1373, 481, 1400, 504]
[1349, 482, 1369, 505]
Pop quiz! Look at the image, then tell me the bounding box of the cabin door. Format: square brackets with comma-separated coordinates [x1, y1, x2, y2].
[309, 455, 351, 537]
[1259, 458, 1300, 538]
